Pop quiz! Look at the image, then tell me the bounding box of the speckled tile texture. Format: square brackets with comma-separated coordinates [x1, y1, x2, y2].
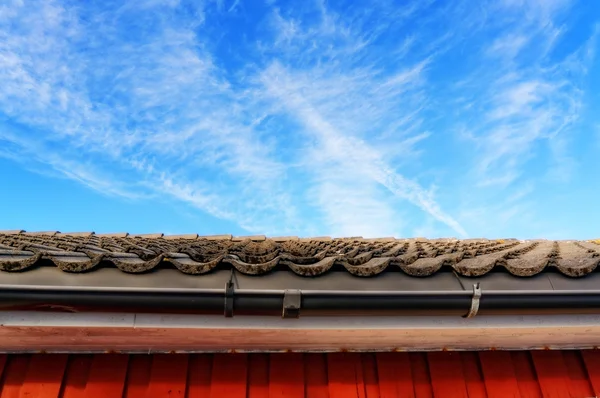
[1, 231, 599, 277]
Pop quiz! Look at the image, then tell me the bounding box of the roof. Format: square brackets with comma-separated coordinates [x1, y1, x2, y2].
[1, 231, 599, 278]
[1, 350, 600, 397]
[3, 230, 600, 320]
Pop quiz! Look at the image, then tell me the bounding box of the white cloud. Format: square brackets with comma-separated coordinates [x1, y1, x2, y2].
[487, 34, 530, 59]
[0, 0, 596, 239]
[453, 0, 594, 189]
[0, 0, 304, 235]
[258, 60, 467, 237]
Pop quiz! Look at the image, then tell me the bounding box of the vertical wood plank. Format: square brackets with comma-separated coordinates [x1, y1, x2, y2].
[187, 355, 212, 398]
[511, 351, 542, 398]
[305, 354, 329, 398]
[350, 354, 365, 398]
[327, 353, 359, 398]
[393, 353, 414, 398]
[0, 356, 7, 381]
[60, 355, 94, 398]
[209, 354, 247, 398]
[375, 353, 397, 398]
[426, 352, 468, 398]
[18, 354, 68, 398]
[144, 354, 188, 398]
[361, 354, 379, 398]
[84, 354, 129, 398]
[460, 352, 486, 398]
[530, 351, 571, 398]
[581, 350, 600, 396]
[375, 352, 414, 398]
[122, 355, 152, 398]
[478, 351, 520, 398]
[0, 356, 31, 398]
[409, 353, 432, 398]
[247, 354, 269, 398]
[270, 353, 304, 398]
[562, 351, 594, 398]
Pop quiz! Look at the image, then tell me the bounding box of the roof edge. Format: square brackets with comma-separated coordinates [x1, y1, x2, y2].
[1, 312, 599, 353]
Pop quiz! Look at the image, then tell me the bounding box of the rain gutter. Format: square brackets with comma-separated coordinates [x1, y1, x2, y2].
[2, 285, 600, 317]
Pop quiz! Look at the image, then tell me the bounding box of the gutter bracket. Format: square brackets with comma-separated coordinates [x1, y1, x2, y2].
[463, 282, 481, 319]
[224, 269, 235, 318]
[282, 289, 301, 319]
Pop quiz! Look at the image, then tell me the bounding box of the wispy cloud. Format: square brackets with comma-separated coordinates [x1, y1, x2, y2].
[0, 0, 303, 234]
[445, 0, 599, 238]
[259, 62, 465, 237]
[255, 1, 467, 237]
[0, 0, 597, 238]
[453, 0, 595, 189]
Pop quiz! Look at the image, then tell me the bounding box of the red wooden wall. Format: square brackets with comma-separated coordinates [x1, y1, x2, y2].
[0, 350, 599, 398]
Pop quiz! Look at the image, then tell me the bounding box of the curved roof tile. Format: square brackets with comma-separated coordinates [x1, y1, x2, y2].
[0, 233, 599, 278]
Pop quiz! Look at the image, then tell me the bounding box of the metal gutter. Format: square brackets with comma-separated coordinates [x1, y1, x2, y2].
[3, 285, 600, 316]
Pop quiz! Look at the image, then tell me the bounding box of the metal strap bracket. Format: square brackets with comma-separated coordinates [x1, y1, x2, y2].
[282, 289, 301, 319]
[463, 282, 481, 318]
[224, 270, 235, 318]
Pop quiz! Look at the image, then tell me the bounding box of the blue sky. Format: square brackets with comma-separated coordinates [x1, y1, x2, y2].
[0, 0, 599, 239]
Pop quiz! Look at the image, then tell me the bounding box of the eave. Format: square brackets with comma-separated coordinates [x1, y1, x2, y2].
[2, 312, 600, 353]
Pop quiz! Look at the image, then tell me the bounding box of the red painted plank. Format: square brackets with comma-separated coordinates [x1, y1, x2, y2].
[374, 353, 395, 398]
[409, 353, 432, 398]
[375, 352, 414, 398]
[350, 354, 366, 398]
[0, 356, 30, 398]
[60, 355, 93, 398]
[18, 354, 68, 398]
[305, 354, 329, 398]
[0, 356, 7, 380]
[187, 355, 213, 398]
[510, 352, 542, 398]
[327, 353, 366, 398]
[209, 354, 247, 398]
[361, 354, 379, 398]
[144, 354, 188, 398]
[426, 352, 468, 398]
[270, 353, 304, 398]
[562, 350, 594, 398]
[581, 350, 600, 396]
[247, 354, 268, 398]
[83, 354, 129, 398]
[328, 353, 361, 398]
[459, 352, 486, 398]
[392, 353, 413, 398]
[530, 351, 571, 398]
[122, 355, 152, 398]
[478, 351, 519, 398]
